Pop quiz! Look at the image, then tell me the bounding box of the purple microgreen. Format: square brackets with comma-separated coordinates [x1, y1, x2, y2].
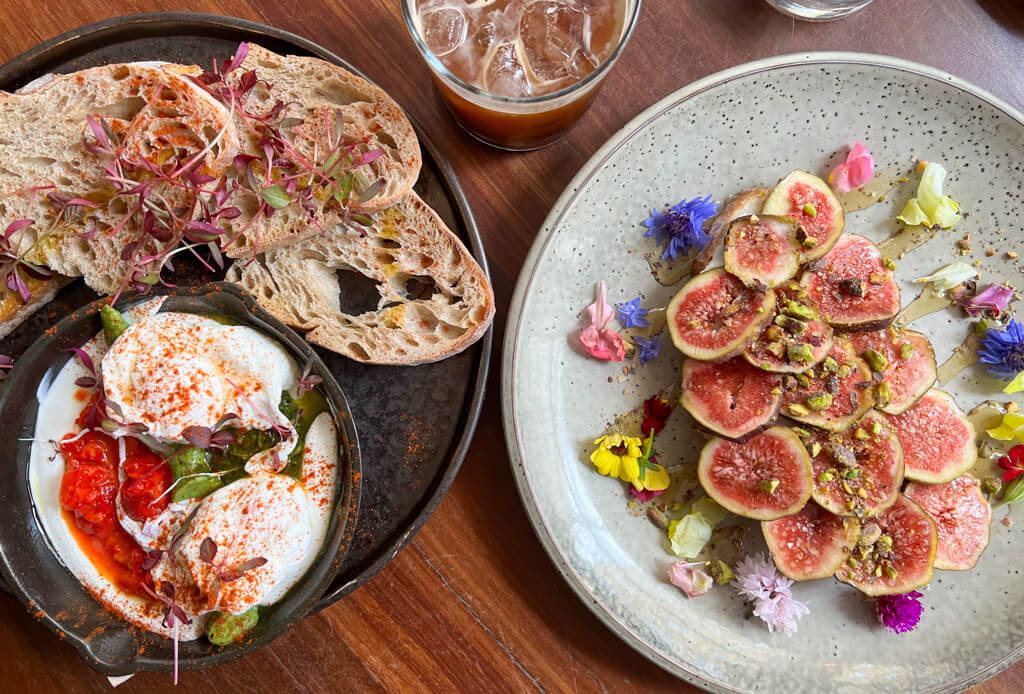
[355, 148, 384, 166]
[65, 347, 96, 375]
[74, 375, 98, 389]
[182, 425, 213, 449]
[4, 219, 34, 239]
[296, 373, 323, 396]
[218, 556, 268, 583]
[141, 549, 164, 571]
[224, 377, 293, 439]
[199, 537, 218, 563]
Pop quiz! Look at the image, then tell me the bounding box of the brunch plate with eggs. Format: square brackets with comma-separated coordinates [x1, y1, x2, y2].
[503, 53, 1024, 693]
[0, 14, 492, 674]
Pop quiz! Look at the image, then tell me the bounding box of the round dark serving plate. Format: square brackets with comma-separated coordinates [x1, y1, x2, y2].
[0, 12, 492, 671]
[0, 282, 361, 674]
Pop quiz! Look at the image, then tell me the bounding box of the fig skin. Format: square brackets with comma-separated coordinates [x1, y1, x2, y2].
[762, 170, 845, 262]
[697, 427, 813, 521]
[723, 215, 802, 290]
[763, 502, 860, 581]
[667, 267, 776, 362]
[834, 495, 938, 596]
[680, 357, 782, 442]
[905, 473, 991, 571]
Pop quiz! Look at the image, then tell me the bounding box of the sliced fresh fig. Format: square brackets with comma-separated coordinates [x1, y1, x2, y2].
[680, 357, 782, 442]
[761, 170, 844, 261]
[696, 188, 769, 273]
[834, 495, 937, 596]
[667, 268, 776, 361]
[800, 234, 901, 332]
[744, 283, 835, 373]
[697, 427, 812, 521]
[804, 410, 905, 519]
[723, 215, 801, 289]
[781, 337, 874, 431]
[905, 474, 991, 570]
[762, 501, 860, 581]
[848, 328, 937, 414]
[885, 389, 977, 484]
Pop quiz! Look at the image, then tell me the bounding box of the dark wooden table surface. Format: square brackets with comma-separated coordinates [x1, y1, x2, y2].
[0, 0, 1021, 692]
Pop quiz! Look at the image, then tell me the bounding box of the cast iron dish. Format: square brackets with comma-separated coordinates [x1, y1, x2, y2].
[0, 282, 361, 674]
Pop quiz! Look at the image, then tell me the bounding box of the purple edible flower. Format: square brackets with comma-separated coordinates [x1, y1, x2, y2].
[876, 590, 924, 634]
[635, 335, 662, 365]
[628, 485, 665, 502]
[643, 195, 718, 261]
[978, 319, 1024, 380]
[615, 297, 649, 328]
[963, 284, 1014, 317]
[734, 553, 809, 636]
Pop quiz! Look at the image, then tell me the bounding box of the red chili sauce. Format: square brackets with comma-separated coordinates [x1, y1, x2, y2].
[58, 400, 170, 596]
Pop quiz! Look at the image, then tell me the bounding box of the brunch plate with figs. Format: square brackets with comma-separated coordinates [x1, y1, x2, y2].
[503, 53, 1024, 693]
[0, 14, 493, 675]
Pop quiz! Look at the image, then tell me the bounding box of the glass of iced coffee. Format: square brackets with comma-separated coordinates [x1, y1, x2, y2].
[403, 0, 642, 151]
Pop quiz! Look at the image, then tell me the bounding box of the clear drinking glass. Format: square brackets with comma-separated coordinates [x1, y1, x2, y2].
[763, 0, 873, 21]
[403, 0, 642, 151]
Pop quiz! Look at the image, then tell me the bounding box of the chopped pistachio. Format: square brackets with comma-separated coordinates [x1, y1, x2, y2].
[846, 557, 860, 568]
[787, 343, 814, 363]
[876, 534, 893, 554]
[766, 341, 786, 358]
[781, 300, 816, 320]
[972, 319, 990, 337]
[803, 203, 817, 217]
[788, 402, 810, 416]
[870, 419, 882, 435]
[757, 478, 780, 495]
[688, 319, 701, 328]
[806, 393, 833, 411]
[796, 373, 810, 388]
[809, 441, 822, 457]
[884, 565, 899, 579]
[899, 342, 915, 359]
[707, 559, 734, 584]
[837, 364, 852, 379]
[876, 381, 894, 407]
[801, 236, 819, 249]
[863, 349, 889, 373]
[844, 468, 861, 480]
[822, 356, 838, 372]
[791, 427, 811, 438]
[770, 386, 782, 396]
[817, 471, 834, 483]
[882, 256, 897, 270]
[982, 477, 1002, 495]
[854, 428, 870, 440]
[842, 480, 853, 494]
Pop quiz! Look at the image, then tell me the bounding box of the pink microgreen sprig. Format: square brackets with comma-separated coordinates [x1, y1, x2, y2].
[223, 377, 293, 439]
[1, 219, 51, 303]
[197, 536, 269, 598]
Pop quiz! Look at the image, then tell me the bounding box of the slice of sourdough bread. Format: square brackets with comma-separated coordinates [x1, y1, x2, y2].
[219, 44, 422, 259]
[226, 192, 493, 365]
[0, 61, 238, 294]
[0, 276, 69, 341]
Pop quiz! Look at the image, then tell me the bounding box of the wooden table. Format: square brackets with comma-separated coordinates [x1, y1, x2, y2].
[0, 0, 1021, 691]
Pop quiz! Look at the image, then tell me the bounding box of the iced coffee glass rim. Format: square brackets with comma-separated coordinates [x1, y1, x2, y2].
[402, 0, 643, 106]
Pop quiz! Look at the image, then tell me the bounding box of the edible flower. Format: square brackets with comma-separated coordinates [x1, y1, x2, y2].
[915, 262, 978, 292]
[590, 433, 643, 482]
[634, 335, 662, 365]
[641, 396, 672, 437]
[579, 281, 625, 361]
[643, 195, 719, 261]
[632, 434, 670, 493]
[897, 161, 961, 229]
[734, 553, 809, 636]
[629, 484, 664, 503]
[828, 141, 875, 192]
[987, 412, 1024, 443]
[615, 297, 649, 328]
[668, 561, 713, 599]
[978, 319, 1024, 380]
[998, 445, 1024, 482]
[876, 590, 924, 634]
[667, 498, 726, 558]
[1004, 372, 1024, 394]
[959, 284, 1015, 318]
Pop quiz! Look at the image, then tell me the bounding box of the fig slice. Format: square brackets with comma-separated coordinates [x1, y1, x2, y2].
[804, 410, 905, 519]
[680, 357, 782, 442]
[885, 389, 977, 484]
[800, 234, 901, 332]
[744, 283, 835, 373]
[848, 328, 937, 415]
[761, 170, 845, 261]
[667, 268, 776, 361]
[695, 188, 769, 273]
[834, 495, 937, 596]
[904, 474, 991, 570]
[781, 337, 874, 432]
[762, 501, 860, 581]
[697, 427, 812, 521]
[723, 215, 802, 289]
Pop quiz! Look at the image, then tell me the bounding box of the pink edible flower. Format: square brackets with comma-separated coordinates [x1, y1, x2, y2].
[668, 561, 712, 598]
[629, 485, 665, 502]
[829, 142, 875, 192]
[579, 281, 625, 361]
[964, 284, 1014, 317]
[876, 590, 924, 634]
[734, 553, 809, 636]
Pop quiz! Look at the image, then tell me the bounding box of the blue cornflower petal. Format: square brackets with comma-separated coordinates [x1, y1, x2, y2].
[635, 335, 662, 365]
[616, 297, 649, 329]
[978, 319, 1024, 380]
[641, 195, 719, 261]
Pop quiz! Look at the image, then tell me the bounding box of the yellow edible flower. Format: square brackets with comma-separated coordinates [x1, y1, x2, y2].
[1004, 372, 1024, 395]
[632, 460, 670, 492]
[590, 434, 643, 482]
[897, 161, 961, 229]
[987, 412, 1024, 443]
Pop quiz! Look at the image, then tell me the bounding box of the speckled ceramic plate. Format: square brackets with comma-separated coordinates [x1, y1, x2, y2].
[503, 53, 1024, 693]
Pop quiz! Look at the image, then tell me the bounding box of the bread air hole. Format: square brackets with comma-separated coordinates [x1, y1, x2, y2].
[392, 273, 441, 301]
[335, 268, 383, 316]
[93, 96, 147, 120]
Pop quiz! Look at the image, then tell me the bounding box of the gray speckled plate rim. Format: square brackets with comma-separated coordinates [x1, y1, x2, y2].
[501, 51, 1024, 694]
